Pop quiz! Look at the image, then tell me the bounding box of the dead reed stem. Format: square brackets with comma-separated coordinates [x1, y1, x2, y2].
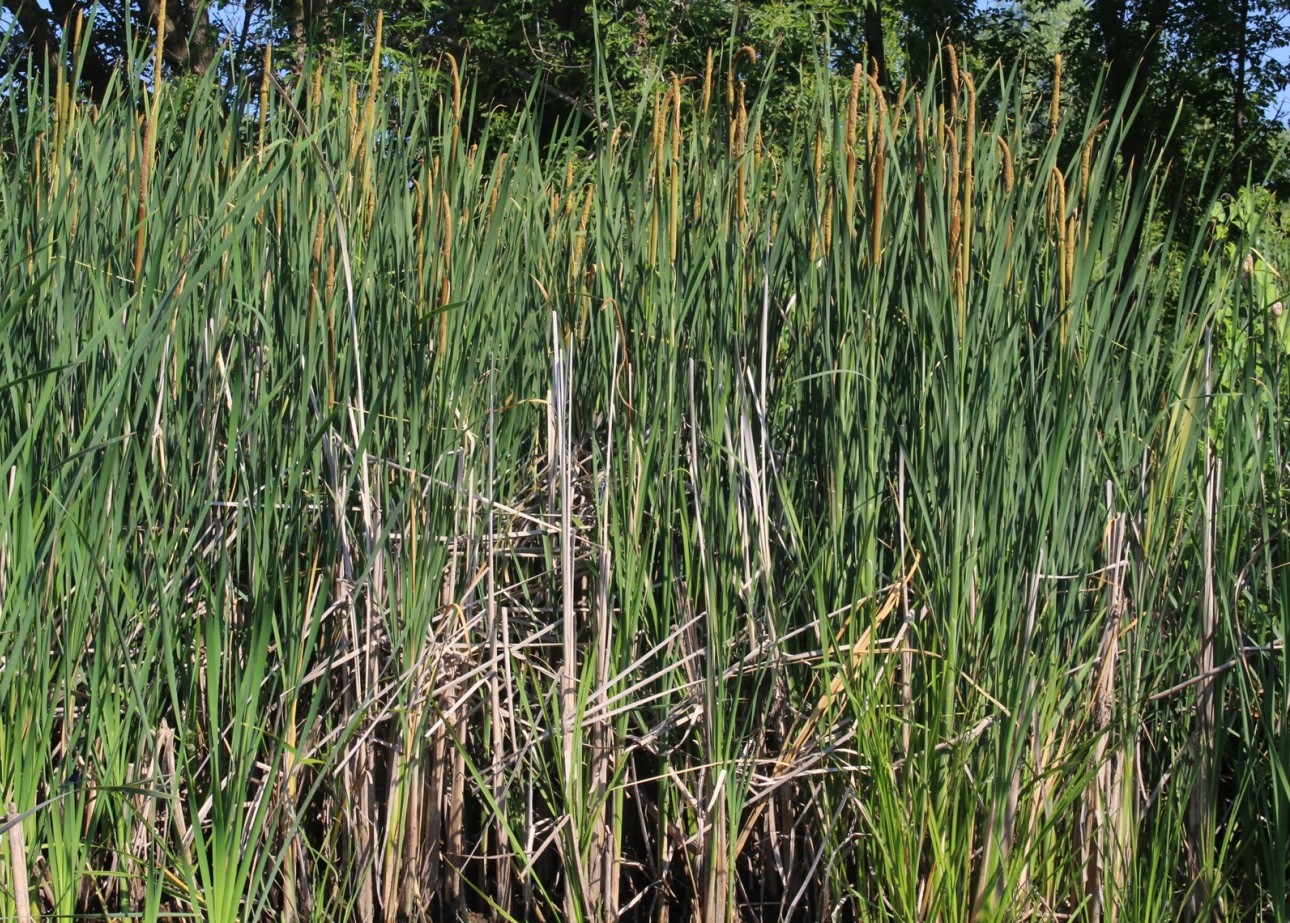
[6, 803, 31, 923]
[1082, 490, 1131, 923]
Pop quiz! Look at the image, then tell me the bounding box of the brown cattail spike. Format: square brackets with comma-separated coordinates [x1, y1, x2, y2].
[442, 51, 462, 157]
[488, 152, 506, 221]
[823, 188, 834, 257]
[997, 136, 1014, 196]
[1081, 120, 1108, 213]
[702, 47, 714, 117]
[947, 44, 960, 124]
[997, 135, 1016, 269]
[727, 45, 755, 110]
[1050, 53, 1062, 140]
[653, 87, 666, 166]
[948, 126, 960, 258]
[1066, 214, 1076, 295]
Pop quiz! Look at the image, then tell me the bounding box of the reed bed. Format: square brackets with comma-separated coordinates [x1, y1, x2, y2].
[1, 27, 1287, 923]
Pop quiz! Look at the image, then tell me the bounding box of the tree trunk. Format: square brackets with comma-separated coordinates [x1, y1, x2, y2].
[864, 1, 887, 90]
[3, 0, 116, 98]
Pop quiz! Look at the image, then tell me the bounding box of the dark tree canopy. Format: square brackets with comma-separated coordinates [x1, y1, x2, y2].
[3, 0, 1287, 191]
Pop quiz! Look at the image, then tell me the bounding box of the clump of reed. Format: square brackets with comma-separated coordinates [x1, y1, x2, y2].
[0, 20, 1286, 923]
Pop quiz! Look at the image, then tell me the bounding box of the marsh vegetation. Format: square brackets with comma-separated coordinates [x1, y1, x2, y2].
[1, 24, 1288, 923]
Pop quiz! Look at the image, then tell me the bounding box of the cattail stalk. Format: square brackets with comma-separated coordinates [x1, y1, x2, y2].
[362, 11, 383, 139]
[134, 0, 167, 289]
[735, 81, 748, 225]
[1081, 121, 1108, 248]
[1053, 165, 1069, 345]
[258, 41, 271, 159]
[358, 13, 383, 232]
[958, 72, 975, 336]
[439, 190, 452, 351]
[948, 129, 961, 262]
[445, 51, 462, 154]
[868, 75, 886, 266]
[893, 77, 908, 135]
[670, 74, 682, 264]
[650, 88, 664, 265]
[915, 109, 927, 246]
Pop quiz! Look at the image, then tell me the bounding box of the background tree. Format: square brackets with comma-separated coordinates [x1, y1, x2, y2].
[1038, 0, 1290, 194]
[0, 0, 221, 97]
[2, 0, 1286, 196]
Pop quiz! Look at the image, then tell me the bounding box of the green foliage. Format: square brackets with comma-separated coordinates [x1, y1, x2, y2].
[1206, 186, 1290, 427]
[1, 32, 1288, 923]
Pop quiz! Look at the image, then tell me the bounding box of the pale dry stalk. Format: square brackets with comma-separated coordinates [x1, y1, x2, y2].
[6, 802, 31, 923]
[1082, 488, 1133, 923]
